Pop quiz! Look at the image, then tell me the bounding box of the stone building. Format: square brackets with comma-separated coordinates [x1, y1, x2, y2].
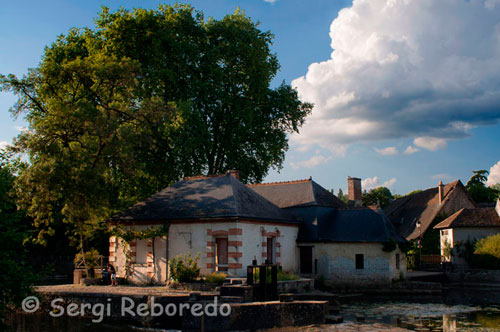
[250, 178, 406, 286]
[434, 198, 500, 266]
[385, 180, 476, 242]
[110, 172, 406, 285]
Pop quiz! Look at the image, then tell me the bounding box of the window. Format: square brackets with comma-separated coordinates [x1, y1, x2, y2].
[135, 239, 148, 264]
[396, 253, 400, 270]
[355, 254, 364, 269]
[266, 237, 276, 264]
[215, 238, 228, 272]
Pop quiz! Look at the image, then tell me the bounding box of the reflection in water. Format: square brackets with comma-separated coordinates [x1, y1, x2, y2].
[341, 302, 500, 332]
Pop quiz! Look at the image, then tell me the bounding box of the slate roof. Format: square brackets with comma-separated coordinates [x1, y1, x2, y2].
[384, 180, 474, 240]
[289, 206, 405, 243]
[111, 174, 296, 223]
[434, 207, 500, 229]
[248, 179, 346, 209]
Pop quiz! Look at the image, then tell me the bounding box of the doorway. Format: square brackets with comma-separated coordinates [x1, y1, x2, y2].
[299, 246, 313, 274]
[215, 238, 228, 271]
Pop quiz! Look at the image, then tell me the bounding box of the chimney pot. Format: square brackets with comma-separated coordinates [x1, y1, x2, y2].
[228, 170, 240, 180]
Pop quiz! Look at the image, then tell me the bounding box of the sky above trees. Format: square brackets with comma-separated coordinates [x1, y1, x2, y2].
[1, 0, 500, 194]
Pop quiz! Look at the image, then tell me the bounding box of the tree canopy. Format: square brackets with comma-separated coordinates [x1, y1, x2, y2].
[0, 4, 312, 248]
[362, 186, 394, 208]
[466, 170, 499, 204]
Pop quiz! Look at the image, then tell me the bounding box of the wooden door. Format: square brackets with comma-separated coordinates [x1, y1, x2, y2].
[216, 238, 228, 271]
[267, 237, 275, 264]
[299, 246, 313, 274]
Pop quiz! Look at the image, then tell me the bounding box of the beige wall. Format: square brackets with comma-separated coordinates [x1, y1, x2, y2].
[109, 225, 167, 285]
[112, 221, 298, 285]
[300, 242, 406, 285]
[440, 227, 500, 265]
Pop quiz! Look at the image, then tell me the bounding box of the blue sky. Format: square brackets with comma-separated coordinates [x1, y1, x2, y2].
[1, 0, 499, 195]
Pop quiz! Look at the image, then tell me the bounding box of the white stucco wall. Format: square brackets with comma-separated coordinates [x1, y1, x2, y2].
[299, 242, 406, 286]
[168, 221, 298, 277]
[109, 225, 167, 285]
[112, 220, 298, 284]
[440, 227, 500, 265]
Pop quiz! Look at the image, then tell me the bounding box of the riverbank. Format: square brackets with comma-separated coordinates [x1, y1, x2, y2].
[32, 284, 328, 331]
[259, 322, 411, 332]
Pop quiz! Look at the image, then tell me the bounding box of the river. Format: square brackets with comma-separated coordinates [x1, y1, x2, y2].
[4, 287, 500, 331]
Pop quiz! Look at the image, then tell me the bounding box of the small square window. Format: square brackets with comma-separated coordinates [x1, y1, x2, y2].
[355, 254, 364, 269]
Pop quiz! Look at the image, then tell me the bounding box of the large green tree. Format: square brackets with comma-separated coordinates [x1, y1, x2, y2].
[0, 4, 311, 249]
[466, 170, 499, 204]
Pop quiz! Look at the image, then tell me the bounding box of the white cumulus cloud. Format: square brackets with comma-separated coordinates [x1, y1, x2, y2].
[290, 154, 332, 170]
[264, 0, 277, 3]
[362, 176, 397, 191]
[413, 137, 448, 151]
[486, 160, 500, 186]
[291, 0, 500, 152]
[375, 146, 398, 156]
[403, 146, 419, 155]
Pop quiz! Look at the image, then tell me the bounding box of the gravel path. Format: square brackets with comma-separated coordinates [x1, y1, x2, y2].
[36, 284, 217, 296]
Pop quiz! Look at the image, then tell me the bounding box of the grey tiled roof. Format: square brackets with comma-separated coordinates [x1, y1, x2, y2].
[248, 179, 346, 209]
[111, 174, 296, 222]
[290, 206, 405, 243]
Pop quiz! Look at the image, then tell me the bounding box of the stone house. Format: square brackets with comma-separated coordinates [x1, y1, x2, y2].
[250, 177, 406, 285]
[110, 172, 406, 285]
[434, 198, 500, 266]
[385, 180, 476, 250]
[109, 171, 298, 284]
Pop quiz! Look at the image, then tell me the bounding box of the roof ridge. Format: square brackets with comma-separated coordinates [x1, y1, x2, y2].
[183, 174, 226, 181]
[228, 175, 242, 216]
[248, 178, 311, 187]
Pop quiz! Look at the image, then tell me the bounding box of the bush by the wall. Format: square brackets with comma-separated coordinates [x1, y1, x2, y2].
[168, 253, 200, 282]
[204, 272, 227, 284]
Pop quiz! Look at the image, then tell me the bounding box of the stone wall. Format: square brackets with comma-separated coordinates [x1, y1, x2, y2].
[35, 290, 327, 331]
[277, 278, 314, 293]
[445, 269, 500, 283]
[301, 242, 406, 286]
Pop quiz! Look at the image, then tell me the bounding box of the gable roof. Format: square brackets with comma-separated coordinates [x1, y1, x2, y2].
[111, 174, 296, 223]
[434, 207, 500, 229]
[384, 180, 474, 240]
[248, 179, 346, 209]
[290, 206, 405, 243]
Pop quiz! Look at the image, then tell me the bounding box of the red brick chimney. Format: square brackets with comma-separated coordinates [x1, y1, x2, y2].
[347, 177, 362, 206]
[228, 170, 240, 180]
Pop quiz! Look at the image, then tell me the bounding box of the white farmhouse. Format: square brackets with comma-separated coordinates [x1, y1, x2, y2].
[109, 171, 406, 286]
